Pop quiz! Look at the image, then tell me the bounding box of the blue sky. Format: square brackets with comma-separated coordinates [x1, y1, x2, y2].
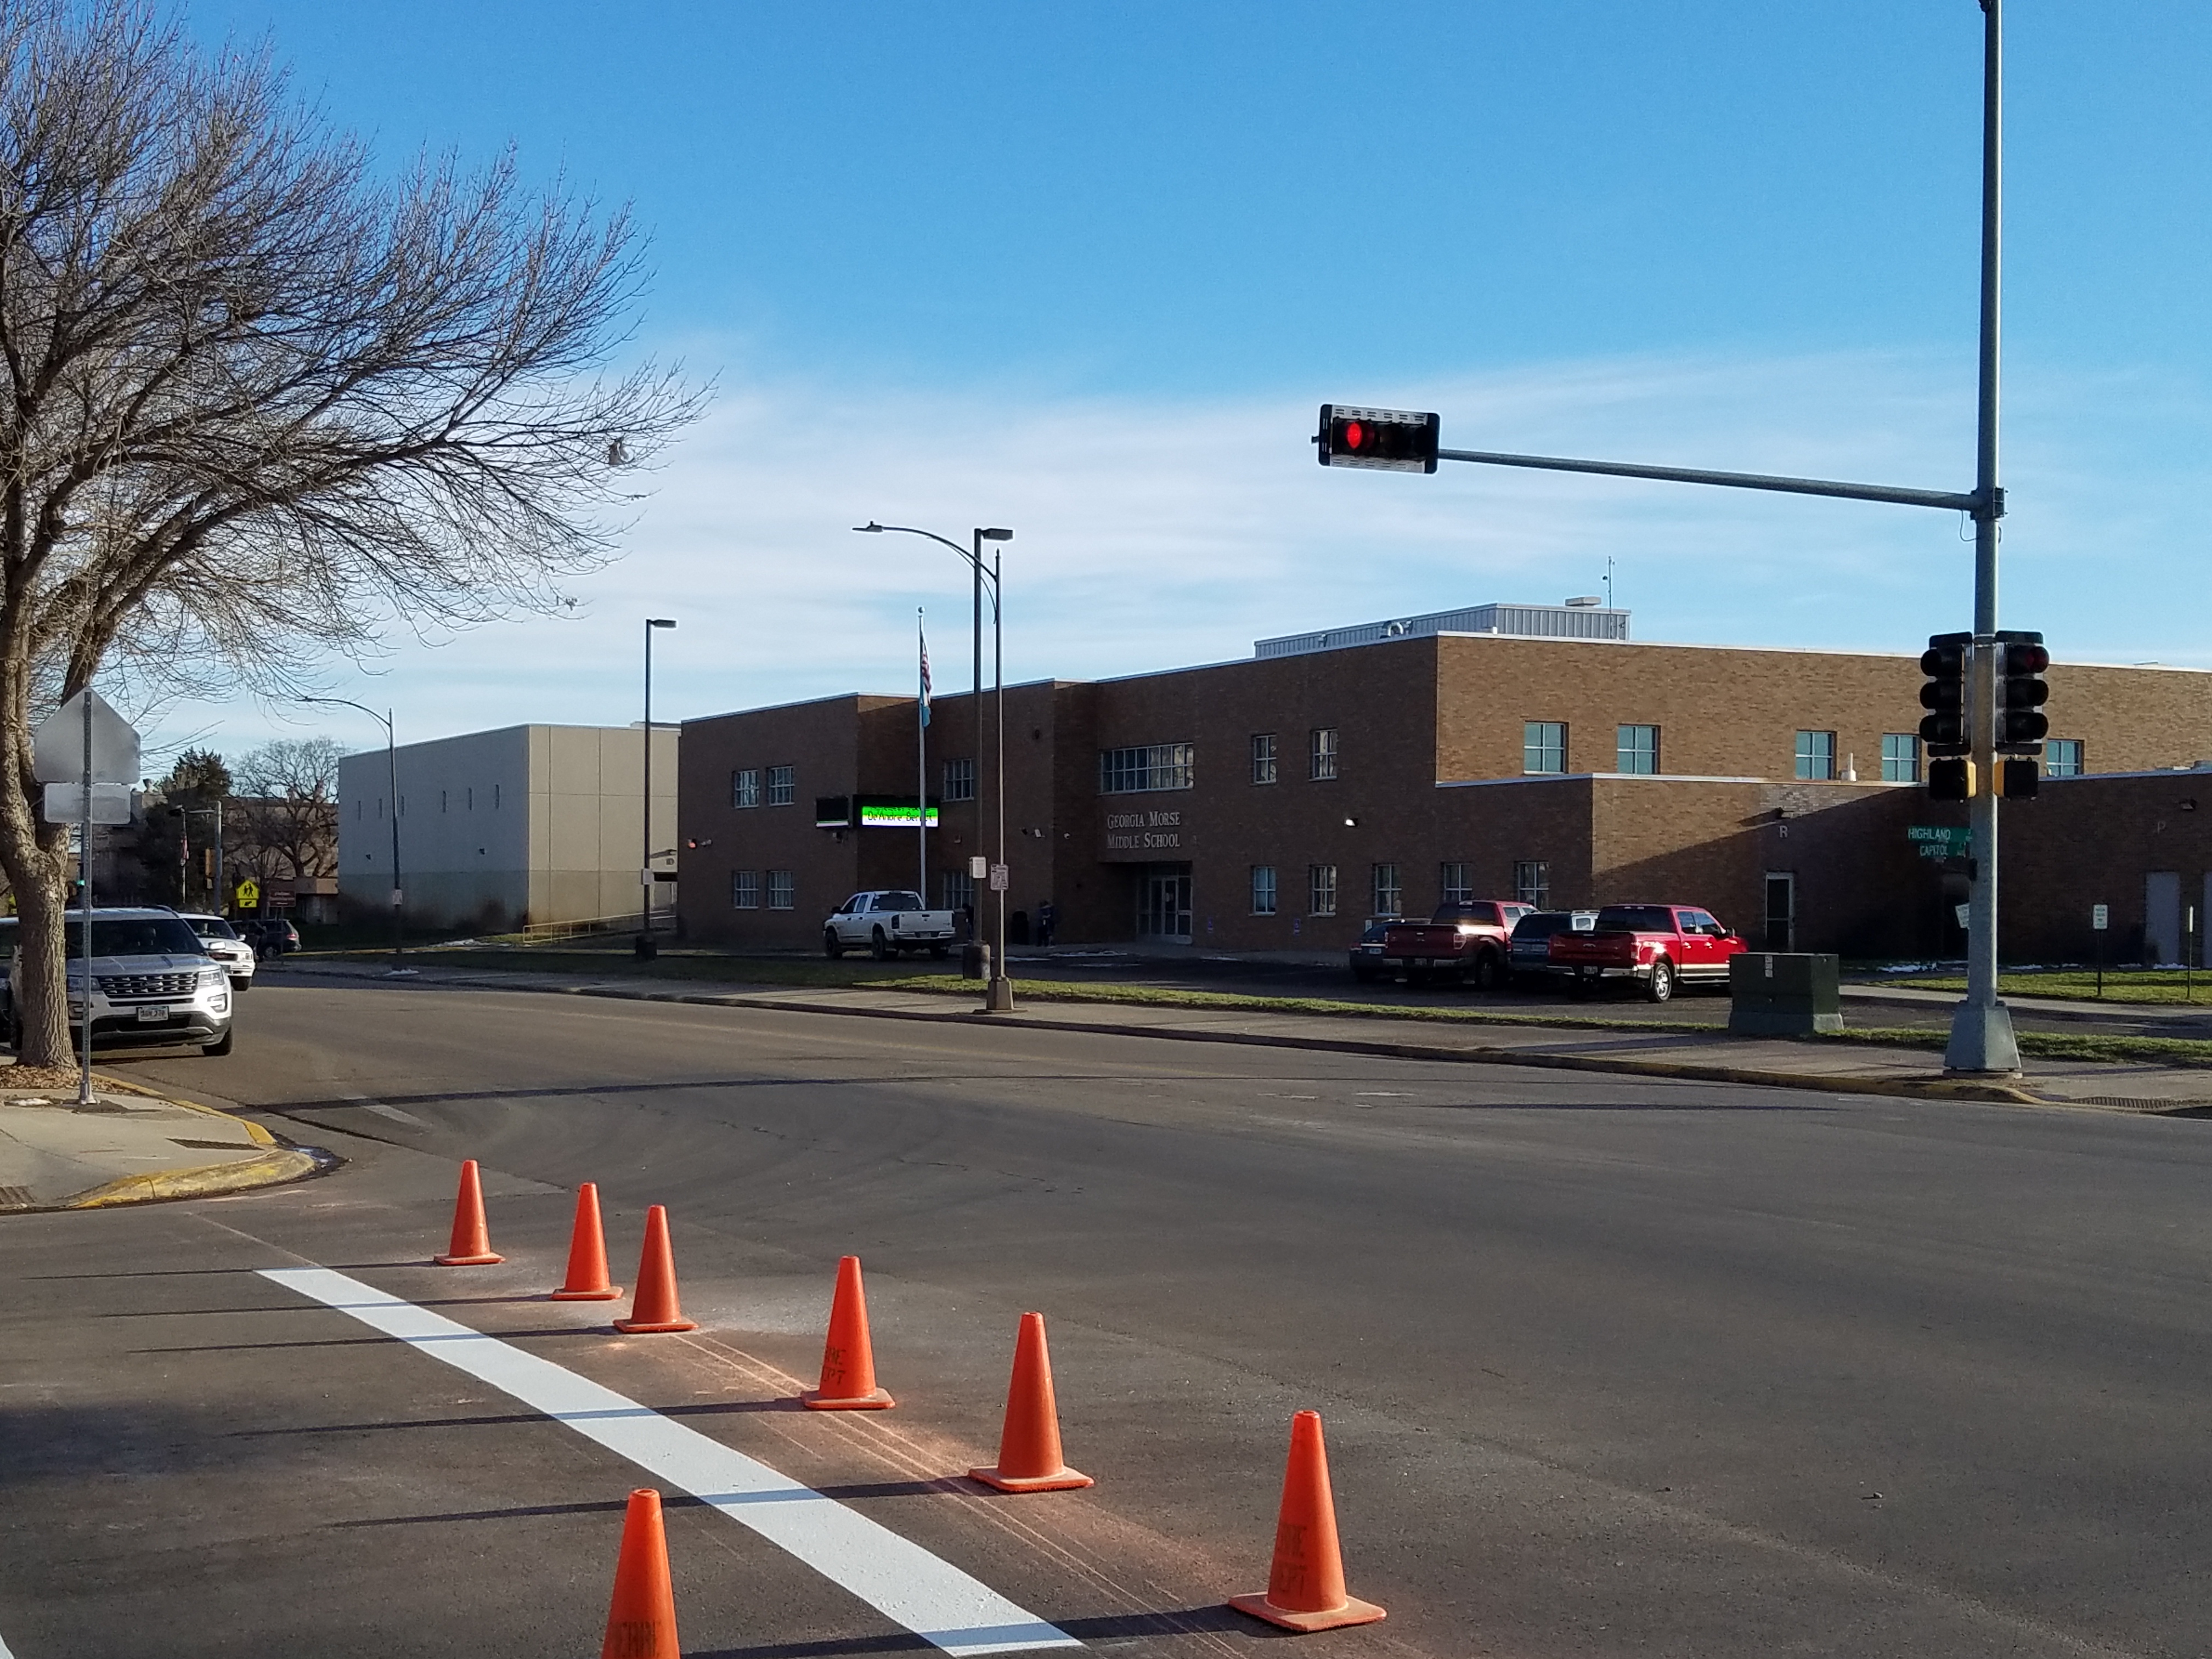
[167, 1, 2211, 765]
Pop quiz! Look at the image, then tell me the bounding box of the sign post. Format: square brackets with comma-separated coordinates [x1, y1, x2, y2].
[30, 689, 142, 1105]
[2091, 902, 2108, 998]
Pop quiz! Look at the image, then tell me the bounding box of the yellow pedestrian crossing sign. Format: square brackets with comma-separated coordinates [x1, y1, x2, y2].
[235, 879, 260, 911]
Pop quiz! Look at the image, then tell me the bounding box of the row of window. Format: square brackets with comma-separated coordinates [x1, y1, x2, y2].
[1526, 723, 2085, 782]
[352, 783, 505, 820]
[730, 766, 797, 808]
[730, 869, 797, 909]
[1249, 860, 1554, 918]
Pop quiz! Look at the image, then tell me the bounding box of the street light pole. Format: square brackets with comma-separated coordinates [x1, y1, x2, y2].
[854, 522, 1014, 1009]
[641, 618, 677, 957]
[301, 696, 406, 973]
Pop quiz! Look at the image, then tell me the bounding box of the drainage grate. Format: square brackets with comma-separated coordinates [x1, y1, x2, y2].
[0, 1184, 34, 1209]
[2068, 1096, 2212, 1113]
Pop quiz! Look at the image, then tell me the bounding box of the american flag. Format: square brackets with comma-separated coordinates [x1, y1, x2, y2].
[918, 617, 932, 728]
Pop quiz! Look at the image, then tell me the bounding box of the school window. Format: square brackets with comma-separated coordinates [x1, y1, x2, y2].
[1513, 860, 1551, 909]
[1099, 742, 1195, 793]
[1523, 721, 1566, 775]
[943, 758, 976, 802]
[1250, 733, 1278, 785]
[1438, 862, 1472, 906]
[2047, 738, 2084, 777]
[766, 870, 795, 910]
[1616, 724, 1658, 775]
[1310, 727, 1339, 781]
[1881, 733, 1921, 783]
[767, 765, 795, 806]
[942, 871, 975, 913]
[1308, 864, 1338, 917]
[731, 870, 760, 910]
[732, 769, 761, 809]
[1250, 865, 1277, 916]
[1370, 863, 1402, 917]
[1794, 730, 1837, 780]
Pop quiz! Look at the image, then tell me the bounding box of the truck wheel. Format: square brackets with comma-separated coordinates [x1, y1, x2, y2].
[1645, 959, 1675, 1003]
[823, 930, 844, 960]
[1405, 965, 1431, 988]
[928, 944, 949, 960]
[1470, 951, 1501, 992]
[871, 928, 892, 961]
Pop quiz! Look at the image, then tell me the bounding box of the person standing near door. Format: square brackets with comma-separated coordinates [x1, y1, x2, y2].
[1035, 899, 1057, 948]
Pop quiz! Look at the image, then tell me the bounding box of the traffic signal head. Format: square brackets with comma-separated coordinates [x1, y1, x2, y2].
[1918, 631, 1972, 754]
[1316, 404, 1441, 473]
[1994, 757, 2040, 799]
[1995, 631, 2049, 751]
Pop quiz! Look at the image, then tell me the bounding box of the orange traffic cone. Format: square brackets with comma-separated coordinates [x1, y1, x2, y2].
[1228, 1410, 1386, 1633]
[613, 1205, 698, 1333]
[803, 1255, 895, 1409]
[433, 1159, 503, 1266]
[968, 1312, 1092, 1492]
[601, 1487, 680, 1659]
[551, 1183, 623, 1301]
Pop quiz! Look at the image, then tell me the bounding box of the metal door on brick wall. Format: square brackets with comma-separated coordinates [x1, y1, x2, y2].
[2145, 871, 2181, 965]
[1763, 872, 1795, 953]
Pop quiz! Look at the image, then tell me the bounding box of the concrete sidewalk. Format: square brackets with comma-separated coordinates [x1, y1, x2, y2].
[0, 1074, 328, 1212]
[270, 956, 2212, 1113]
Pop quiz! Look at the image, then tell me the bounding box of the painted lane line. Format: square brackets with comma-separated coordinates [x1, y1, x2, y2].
[0, 1627, 14, 1657]
[258, 1267, 1077, 1657]
[336, 1090, 428, 1127]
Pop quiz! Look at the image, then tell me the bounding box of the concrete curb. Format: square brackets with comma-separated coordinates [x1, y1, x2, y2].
[60, 1147, 323, 1209]
[281, 960, 2075, 1109]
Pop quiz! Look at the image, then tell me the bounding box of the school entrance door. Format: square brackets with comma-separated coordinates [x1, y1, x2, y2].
[1138, 862, 1192, 943]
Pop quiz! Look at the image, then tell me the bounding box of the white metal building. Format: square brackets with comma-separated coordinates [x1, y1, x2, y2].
[337, 724, 677, 931]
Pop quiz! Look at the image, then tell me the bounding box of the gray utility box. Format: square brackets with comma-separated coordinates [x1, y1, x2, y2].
[1728, 952, 1843, 1036]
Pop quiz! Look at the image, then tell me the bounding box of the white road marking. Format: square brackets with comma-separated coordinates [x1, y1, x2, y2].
[259, 1267, 1078, 1657]
[337, 1090, 427, 1127]
[0, 1627, 15, 1656]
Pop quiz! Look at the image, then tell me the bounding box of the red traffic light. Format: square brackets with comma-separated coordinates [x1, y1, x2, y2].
[1316, 404, 1441, 473]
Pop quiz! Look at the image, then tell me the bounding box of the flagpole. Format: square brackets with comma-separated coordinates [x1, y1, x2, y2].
[917, 608, 928, 904]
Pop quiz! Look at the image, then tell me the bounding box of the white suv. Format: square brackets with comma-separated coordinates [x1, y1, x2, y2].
[9, 908, 235, 1057]
[178, 913, 256, 992]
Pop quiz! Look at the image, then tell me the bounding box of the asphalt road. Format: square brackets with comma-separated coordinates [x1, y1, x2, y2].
[8, 982, 2212, 1658]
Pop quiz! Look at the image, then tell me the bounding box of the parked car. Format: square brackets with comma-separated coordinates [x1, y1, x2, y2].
[1547, 902, 1746, 1002]
[177, 913, 256, 992]
[9, 907, 234, 1055]
[1347, 915, 1401, 983]
[247, 917, 301, 958]
[1380, 900, 1534, 990]
[822, 890, 958, 960]
[1506, 910, 1595, 986]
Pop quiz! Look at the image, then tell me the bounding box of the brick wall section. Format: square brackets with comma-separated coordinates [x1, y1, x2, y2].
[1433, 635, 2212, 783]
[1998, 772, 2212, 964]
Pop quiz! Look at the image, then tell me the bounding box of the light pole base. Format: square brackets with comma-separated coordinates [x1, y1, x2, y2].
[985, 975, 1016, 1014]
[1944, 1000, 2022, 1075]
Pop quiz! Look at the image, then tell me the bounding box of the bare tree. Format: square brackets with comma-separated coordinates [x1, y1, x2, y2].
[228, 736, 339, 883]
[0, 3, 701, 1062]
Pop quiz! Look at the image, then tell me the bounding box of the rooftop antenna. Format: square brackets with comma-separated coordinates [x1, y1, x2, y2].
[1604, 556, 1615, 610]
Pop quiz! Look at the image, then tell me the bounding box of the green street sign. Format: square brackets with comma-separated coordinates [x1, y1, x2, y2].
[1907, 825, 1973, 847]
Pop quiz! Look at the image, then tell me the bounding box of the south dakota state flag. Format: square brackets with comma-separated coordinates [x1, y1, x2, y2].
[918, 611, 932, 727]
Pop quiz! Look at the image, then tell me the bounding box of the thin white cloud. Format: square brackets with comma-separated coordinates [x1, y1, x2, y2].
[148, 346, 2210, 761]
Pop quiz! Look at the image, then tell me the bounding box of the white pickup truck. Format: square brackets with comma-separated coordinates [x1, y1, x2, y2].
[822, 890, 959, 960]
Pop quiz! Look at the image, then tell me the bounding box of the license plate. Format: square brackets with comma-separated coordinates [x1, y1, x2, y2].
[136, 1005, 171, 1024]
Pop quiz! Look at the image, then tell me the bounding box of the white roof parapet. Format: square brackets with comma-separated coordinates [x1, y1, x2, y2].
[1256, 601, 1629, 658]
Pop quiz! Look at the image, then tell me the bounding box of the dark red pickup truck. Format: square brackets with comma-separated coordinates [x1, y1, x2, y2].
[1547, 902, 1746, 1002]
[1379, 901, 1533, 990]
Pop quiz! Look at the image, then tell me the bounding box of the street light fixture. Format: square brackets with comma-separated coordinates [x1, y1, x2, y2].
[641, 618, 678, 958]
[300, 696, 407, 974]
[854, 522, 1015, 1012]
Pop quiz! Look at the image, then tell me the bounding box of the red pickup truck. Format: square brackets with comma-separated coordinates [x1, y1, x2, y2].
[1379, 901, 1533, 990]
[1547, 902, 1746, 1002]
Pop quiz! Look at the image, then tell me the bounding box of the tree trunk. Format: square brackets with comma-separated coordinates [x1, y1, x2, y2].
[0, 785, 73, 1069]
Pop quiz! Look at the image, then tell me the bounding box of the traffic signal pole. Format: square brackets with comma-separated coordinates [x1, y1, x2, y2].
[1951, 0, 2018, 1073]
[1317, 1, 2019, 1073]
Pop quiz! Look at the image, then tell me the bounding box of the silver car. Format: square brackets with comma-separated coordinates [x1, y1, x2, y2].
[178, 912, 256, 992]
[10, 908, 235, 1056]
